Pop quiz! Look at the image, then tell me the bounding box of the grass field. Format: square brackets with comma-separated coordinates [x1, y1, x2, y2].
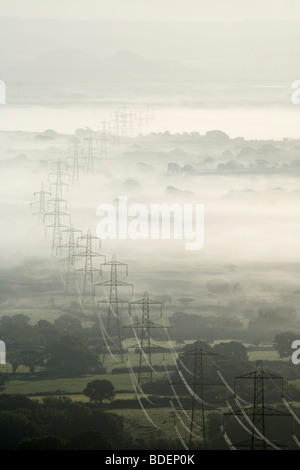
[247, 350, 286, 362]
[2, 344, 288, 398]
[4, 372, 134, 395]
[114, 407, 185, 442]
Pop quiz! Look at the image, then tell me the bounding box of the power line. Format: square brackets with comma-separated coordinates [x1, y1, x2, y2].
[124, 291, 167, 385]
[44, 197, 70, 253]
[30, 181, 51, 219]
[223, 360, 291, 450]
[94, 255, 133, 362]
[75, 229, 105, 309]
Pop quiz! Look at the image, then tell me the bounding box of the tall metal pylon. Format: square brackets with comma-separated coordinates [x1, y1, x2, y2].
[83, 136, 100, 173]
[75, 230, 105, 309]
[48, 160, 69, 198]
[111, 110, 120, 144]
[30, 181, 51, 219]
[56, 224, 83, 293]
[97, 120, 109, 156]
[124, 292, 167, 385]
[67, 142, 83, 187]
[173, 341, 220, 449]
[224, 360, 290, 450]
[94, 255, 133, 362]
[44, 197, 70, 253]
[119, 106, 133, 138]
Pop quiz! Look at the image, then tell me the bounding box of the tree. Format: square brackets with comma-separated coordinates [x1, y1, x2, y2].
[175, 338, 185, 346]
[45, 335, 102, 375]
[18, 350, 43, 374]
[83, 380, 115, 405]
[0, 314, 37, 345]
[6, 352, 21, 373]
[17, 435, 66, 450]
[213, 341, 248, 362]
[67, 431, 114, 450]
[0, 394, 38, 411]
[54, 314, 82, 334]
[273, 332, 298, 358]
[0, 373, 9, 391]
[177, 297, 194, 306]
[37, 320, 60, 345]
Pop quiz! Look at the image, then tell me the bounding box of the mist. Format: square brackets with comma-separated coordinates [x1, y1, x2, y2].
[1, 3, 300, 451]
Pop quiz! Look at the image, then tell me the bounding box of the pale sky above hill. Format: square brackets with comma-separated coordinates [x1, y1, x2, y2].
[0, 0, 300, 22]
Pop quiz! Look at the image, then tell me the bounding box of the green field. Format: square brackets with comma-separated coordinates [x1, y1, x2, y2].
[247, 350, 283, 361]
[4, 372, 134, 396]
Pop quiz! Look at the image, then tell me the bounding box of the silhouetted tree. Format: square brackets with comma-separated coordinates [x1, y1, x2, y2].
[45, 335, 102, 375]
[67, 431, 114, 450]
[213, 341, 248, 362]
[273, 332, 298, 358]
[83, 379, 115, 405]
[18, 349, 43, 374]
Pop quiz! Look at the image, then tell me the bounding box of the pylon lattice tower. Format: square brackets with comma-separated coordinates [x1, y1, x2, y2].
[44, 197, 70, 253]
[48, 160, 69, 198]
[83, 136, 100, 173]
[111, 110, 120, 144]
[97, 120, 110, 156]
[224, 360, 290, 450]
[56, 224, 83, 293]
[124, 292, 167, 385]
[30, 181, 51, 219]
[94, 255, 133, 362]
[119, 106, 134, 138]
[75, 230, 105, 309]
[67, 142, 83, 187]
[173, 341, 220, 449]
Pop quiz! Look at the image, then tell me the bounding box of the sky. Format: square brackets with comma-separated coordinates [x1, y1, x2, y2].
[0, 0, 300, 22]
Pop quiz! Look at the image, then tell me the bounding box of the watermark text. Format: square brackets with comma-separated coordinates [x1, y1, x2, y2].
[96, 196, 204, 251]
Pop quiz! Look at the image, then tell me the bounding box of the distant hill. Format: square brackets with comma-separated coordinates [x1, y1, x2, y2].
[1, 17, 300, 83]
[3, 47, 210, 84]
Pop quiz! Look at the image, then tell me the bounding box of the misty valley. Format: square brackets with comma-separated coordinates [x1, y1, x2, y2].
[0, 121, 300, 450]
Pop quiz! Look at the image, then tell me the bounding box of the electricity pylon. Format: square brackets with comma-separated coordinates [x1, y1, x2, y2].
[111, 110, 120, 144]
[124, 292, 167, 385]
[83, 136, 100, 173]
[67, 142, 83, 187]
[173, 341, 220, 449]
[56, 224, 83, 293]
[94, 255, 133, 362]
[224, 360, 290, 450]
[75, 230, 105, 309]
[44, 197, 70, 253]
[97, 120, 110, 156]
[48, 160, 69, 198]
[121, 106, 131, 137]
[30, 181, 51, 219]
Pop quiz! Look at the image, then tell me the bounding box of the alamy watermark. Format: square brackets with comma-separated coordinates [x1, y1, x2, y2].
[0, 340, 6, 364]
[96, 196, 204, 251]
[292, 340, 300, 365]
[0, 80, 6, 104]
[291, 80, 300, 105]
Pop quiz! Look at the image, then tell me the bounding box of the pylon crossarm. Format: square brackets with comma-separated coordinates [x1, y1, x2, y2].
[57, 243, 85, 250]
[76, 267, 100, 272]
[76, 251, 103, 258]
[96, 280, 133, 287]
[100, 260, 128, 267]
[44, 211, 70, 218]
[130, 298, 161, 305]
[97, 298, 129, 305]
[46, 223, 69, 230]
[123, 321, 165, 329]
[77, 234, 100, 241]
